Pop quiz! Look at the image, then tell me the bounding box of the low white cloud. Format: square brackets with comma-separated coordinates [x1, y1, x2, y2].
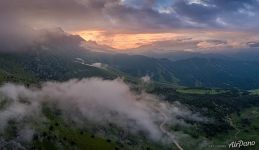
[91, 62, 108, 69]
[75, 58, 108, 69]
[0, 78, 208, 143]
[141, 75, 151, 83]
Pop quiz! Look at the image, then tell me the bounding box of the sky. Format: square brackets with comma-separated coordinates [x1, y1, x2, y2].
[1, 0, 259, 51]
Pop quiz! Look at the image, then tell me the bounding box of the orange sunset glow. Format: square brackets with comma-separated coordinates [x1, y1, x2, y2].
[73, 31, 182, 49]
[72, 30, 255, 50]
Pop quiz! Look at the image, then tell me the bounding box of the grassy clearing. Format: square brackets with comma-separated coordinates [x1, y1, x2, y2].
[176, 88, 226, 95]
[249, 89, 259, 95]
[208, 107, 259, 150]
[172, 107, 259, 150]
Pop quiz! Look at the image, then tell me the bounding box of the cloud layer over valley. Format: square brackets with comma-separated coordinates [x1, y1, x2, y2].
[0, 78, 208, 144]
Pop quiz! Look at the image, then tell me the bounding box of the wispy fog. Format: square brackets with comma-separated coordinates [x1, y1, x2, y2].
[0, 78, 208, 143]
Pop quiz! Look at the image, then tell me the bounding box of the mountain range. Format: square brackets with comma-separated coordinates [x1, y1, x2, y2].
[1, 28, 259, 90]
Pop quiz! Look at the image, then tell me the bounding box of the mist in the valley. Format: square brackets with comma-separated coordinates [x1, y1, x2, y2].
[0, 78, 208, 146]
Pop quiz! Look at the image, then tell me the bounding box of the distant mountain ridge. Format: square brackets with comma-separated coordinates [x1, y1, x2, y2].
[1, 28, 259, 89]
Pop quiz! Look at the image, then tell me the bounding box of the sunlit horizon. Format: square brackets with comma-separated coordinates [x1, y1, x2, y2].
[73, 30, 182, 50]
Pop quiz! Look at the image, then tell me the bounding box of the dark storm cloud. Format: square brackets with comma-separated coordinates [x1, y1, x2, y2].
[0, 0, 259, 32]
[0, 0, 183, 32]
[173, 0, 219, 27]
[0, 0, 109, 30]
[173, 0, 259, 29]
